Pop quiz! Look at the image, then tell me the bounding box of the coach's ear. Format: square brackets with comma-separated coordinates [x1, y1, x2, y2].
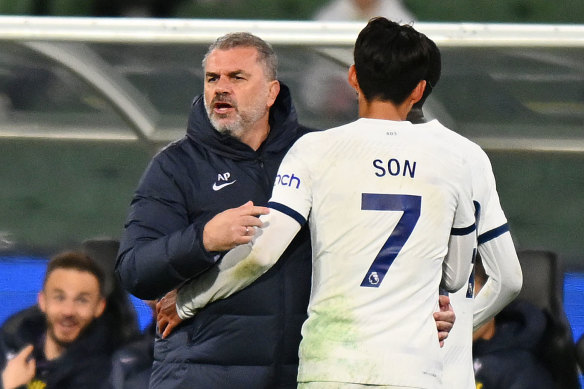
[266, 79, 280, 109]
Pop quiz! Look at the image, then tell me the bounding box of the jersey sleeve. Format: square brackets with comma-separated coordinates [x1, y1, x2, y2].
[267, 135, 314, 223]
[473, 148, 508, 237]
[442, 159, 477, 292]
[473, 233, 523, 329]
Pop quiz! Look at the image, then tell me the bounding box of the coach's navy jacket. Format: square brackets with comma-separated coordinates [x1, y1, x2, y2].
[116, 84, 313, 389]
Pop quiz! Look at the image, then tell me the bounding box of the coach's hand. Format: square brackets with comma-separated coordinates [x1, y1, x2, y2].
[203, 201, 269, 252]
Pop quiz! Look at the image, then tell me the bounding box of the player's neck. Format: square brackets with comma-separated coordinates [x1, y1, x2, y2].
[359, 98, 411, 122]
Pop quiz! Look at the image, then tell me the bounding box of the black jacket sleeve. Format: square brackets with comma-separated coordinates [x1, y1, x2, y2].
[115, 156, 219, 300]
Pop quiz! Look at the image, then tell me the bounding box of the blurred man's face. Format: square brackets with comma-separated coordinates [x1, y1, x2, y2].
[204, 47, 278, 138]
[38, 269, 105, 348]
[355, 0, 377, 11]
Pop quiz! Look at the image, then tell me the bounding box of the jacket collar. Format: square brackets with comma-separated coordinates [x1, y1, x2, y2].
[185, 83, 302, 160]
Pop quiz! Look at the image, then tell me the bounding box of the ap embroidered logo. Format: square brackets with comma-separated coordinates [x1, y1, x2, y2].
[213, 172, 236, 191]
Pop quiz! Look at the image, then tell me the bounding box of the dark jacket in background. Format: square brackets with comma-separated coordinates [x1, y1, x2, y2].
[116, 84, 313, 389]
[473, 299, 555, 389]
[0, 305, 116, 389]
[110, 323, 156, 389]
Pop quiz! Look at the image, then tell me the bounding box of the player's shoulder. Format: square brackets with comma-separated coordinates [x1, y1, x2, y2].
[421, 120, 488, 158]
[294, 121, 354, 146]
[421, 120, 475, 145]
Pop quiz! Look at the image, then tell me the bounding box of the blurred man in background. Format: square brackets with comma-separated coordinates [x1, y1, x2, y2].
[0, 251, 114, 389]
[314, 0, 415, 22]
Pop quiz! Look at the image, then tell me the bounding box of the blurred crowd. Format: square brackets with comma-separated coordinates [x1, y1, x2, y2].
[0, 0, 582, 23]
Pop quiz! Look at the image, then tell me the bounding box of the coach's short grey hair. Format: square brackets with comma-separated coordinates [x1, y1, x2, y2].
[202, 32, 278, 80]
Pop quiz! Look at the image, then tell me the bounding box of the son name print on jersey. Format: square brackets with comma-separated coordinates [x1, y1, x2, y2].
[373, 158, 417, 178]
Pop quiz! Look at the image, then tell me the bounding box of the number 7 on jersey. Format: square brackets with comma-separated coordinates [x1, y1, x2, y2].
[360, 193, 421, 288]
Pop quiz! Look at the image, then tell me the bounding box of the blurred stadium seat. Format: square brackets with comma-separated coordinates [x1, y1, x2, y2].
[516, 249, 581, 389]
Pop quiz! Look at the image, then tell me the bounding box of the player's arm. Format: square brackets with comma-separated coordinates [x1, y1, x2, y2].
[176, 207, 301, 318]
[441, 225, 476, 293]
[473, 230, 522, 330]
[471, 148, 522, 330]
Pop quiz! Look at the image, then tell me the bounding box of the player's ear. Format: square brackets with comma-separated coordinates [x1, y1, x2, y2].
[410, 80, 426, 105]
[348, 65, 359, 92]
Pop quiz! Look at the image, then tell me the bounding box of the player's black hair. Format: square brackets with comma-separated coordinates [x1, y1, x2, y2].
[354, 17, 432, 105]
[416, 36, 441, 107]
[408, 36, 441, 123]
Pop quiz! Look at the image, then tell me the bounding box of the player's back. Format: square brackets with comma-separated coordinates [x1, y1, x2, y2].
[294, 118, 474, 387]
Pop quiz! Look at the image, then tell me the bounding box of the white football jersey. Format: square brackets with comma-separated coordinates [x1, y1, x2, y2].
[269, 118, 477, 387]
